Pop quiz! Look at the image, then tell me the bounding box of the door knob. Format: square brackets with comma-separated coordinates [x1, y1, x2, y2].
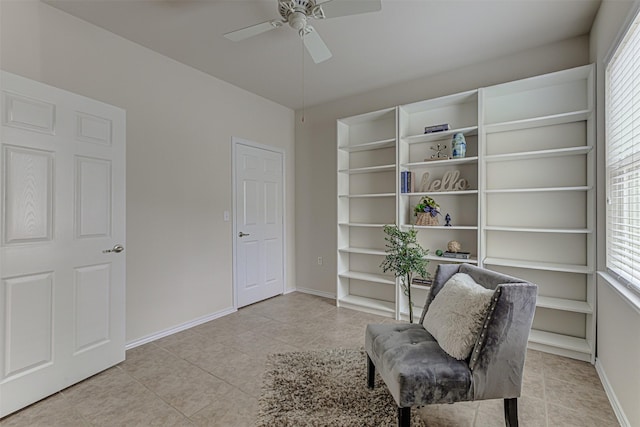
[103, 244, 125, 253]
[238, 232, 250, 237]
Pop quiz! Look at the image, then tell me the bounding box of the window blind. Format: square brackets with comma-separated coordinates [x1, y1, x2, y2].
[606, 8, 640, 294]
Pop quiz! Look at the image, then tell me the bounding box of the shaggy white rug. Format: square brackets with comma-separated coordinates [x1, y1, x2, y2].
[256, 348, 426, 426]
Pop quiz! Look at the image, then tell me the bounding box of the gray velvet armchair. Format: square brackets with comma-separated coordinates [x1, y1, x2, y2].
[364, 263, 537, 427]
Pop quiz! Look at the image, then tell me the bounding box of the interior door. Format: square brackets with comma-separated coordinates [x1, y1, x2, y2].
[234, 139, 284, 307]
[0, 72, 126, 417]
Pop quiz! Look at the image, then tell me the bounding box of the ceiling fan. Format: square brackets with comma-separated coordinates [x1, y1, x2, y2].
[223, 0, 382, 64]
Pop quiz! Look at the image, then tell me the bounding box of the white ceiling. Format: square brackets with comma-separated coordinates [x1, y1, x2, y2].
[46, 0, 601, 110]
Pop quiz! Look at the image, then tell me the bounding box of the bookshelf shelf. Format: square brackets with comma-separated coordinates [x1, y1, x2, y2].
[425, 254, 478, 264]
[338, 247, 386, 256]
[402, 190, 478, 196]
[536, 296, 593, 314]
[484, 186, 591, 194]
[338, 222, 387, 228]
[484, 226, 592, 234]
[338, 193, 396, 198]
[528, 329, 592, 361]
[338, 270, 395, 285]
[338, 164, 396, 174]
[485, 110, 591, 134]
[410, 225, 478, 230]
[483, 257, 593, 274]
[485, 146, 592, 163]
[403, 156, 478, 168]
[338, 137, 396, 152]
[403, 126, 479, 144]
[337, 294, 395, 316]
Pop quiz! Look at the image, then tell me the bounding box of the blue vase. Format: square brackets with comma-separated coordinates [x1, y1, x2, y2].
[451, 133, 466, 158]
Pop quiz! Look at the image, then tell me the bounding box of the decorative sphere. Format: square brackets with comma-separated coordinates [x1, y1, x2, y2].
[447, 240, 462, 253]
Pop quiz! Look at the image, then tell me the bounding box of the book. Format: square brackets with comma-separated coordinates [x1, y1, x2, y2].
[411, 277, 432, 286]
[400, 171, 415, 193]
[441, 251, 471, 259]
[400, 171, 408, 193]
[424, 123, 450, 134]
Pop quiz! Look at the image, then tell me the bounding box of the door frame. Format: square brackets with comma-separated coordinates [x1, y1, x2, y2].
[231, 137, 286, 309]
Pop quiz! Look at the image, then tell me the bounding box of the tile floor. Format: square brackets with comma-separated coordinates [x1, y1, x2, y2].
[1, 292, 619, 426]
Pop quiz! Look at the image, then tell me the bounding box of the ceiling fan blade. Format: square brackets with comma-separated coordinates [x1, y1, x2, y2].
[303, 26, 332, 64]
[224, 20, 283, 42]
[316, 0, 381, 19]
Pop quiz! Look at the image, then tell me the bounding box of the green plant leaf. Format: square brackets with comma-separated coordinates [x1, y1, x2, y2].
[380, 224, 430, 323]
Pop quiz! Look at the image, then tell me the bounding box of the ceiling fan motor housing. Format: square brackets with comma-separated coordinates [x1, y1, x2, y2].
[279, 0, 317, 19]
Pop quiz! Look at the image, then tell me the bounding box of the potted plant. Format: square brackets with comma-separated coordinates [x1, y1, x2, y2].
[380, 225, 429, 323]
[414, 196, 441, 226]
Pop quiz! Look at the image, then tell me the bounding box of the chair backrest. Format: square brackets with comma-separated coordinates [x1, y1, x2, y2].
[419, 264, 537, 400]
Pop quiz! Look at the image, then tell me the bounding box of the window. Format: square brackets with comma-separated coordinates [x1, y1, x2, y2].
[606, 7, 640, 294]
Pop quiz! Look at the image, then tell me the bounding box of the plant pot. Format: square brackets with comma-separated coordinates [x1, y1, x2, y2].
[416, 212, 439, 226]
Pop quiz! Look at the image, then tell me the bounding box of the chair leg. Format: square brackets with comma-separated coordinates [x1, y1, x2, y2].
[504, 398, 518, 427]
[367, 354, 375, 389]
[398, 406, 411, 427]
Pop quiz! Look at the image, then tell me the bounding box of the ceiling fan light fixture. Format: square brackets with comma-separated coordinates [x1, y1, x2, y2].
[288, 11, 308, 31]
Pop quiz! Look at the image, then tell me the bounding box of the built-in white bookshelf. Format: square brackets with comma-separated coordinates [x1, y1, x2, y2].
[337, 107, 398, 318]
[397, 90, 480, 318]
[336, 64, 596, 361]
[480, 64, 596, 362]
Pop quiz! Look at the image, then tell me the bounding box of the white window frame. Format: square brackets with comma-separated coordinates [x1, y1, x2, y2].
[605, 4, 640, 296]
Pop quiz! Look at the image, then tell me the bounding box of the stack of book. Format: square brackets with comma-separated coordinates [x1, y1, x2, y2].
[411, 277, 432, 287]
[441, 251, 471, 259]
[424, 123, 450, 134]
[400, 171, 416, 193]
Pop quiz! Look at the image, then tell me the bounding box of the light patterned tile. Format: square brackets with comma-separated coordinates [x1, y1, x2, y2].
[3, 292, 622, 427]
[544, 376, 618, 424]
[189, 387, 257, 427]
[0, 393, 88, 427]
[547, 402, 620, 427]
[542, 352, 603, 389]
[419, 401, 476, 427]
[476, 397, 546, 427]
[61, 367, 191, 426]
[120, 345, 230, 417]
[218, 330, 299, 357]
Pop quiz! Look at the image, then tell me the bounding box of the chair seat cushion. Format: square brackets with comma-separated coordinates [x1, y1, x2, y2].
[365, 323, 473, 407]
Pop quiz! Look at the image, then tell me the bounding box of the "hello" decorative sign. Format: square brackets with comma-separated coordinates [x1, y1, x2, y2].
[420, 170, 469, 192]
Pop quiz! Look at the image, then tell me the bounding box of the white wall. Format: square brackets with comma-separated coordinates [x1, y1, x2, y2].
[0, 1, 296, 343]
[294, 36, 590, 297]
[590, 1, 640, 426]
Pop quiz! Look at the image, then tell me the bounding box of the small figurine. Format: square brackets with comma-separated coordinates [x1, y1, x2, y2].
[429, 144, 449, 160]
[447, 240, 462, 253]
[444, 213, 452, 227]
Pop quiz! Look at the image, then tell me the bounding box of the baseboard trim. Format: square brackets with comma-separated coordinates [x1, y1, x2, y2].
[295, 287, 336, 300]
[125, 306, 237, 350]
[595, 357, 631, 427]
[283, 287, 297, 295]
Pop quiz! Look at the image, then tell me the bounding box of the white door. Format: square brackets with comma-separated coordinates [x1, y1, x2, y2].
[0, 72, 126, 417]
[234, 139, 284, 308]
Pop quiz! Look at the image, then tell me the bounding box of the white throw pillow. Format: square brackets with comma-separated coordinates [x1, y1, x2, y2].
[423, 273, 495, 360]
